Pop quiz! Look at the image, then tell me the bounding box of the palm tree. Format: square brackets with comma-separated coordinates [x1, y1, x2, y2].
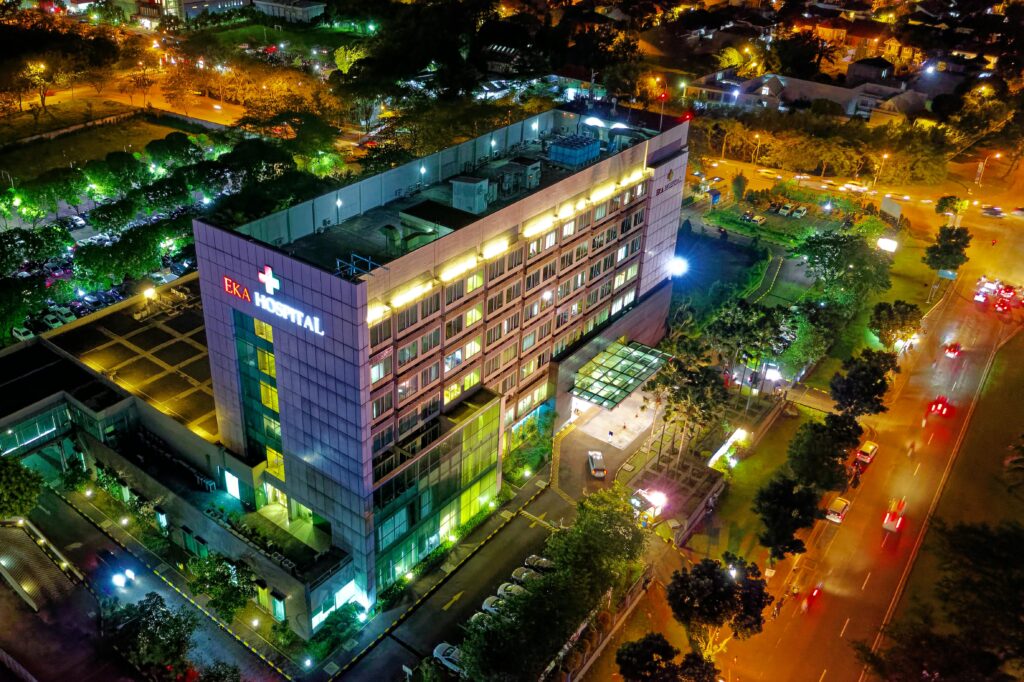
[647, 361, 728, 465]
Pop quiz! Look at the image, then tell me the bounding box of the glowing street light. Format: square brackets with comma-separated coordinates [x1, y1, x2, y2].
[668, 257, 689, 276]
[877, 237, 898, 253]
[977, 152, 1001, 186]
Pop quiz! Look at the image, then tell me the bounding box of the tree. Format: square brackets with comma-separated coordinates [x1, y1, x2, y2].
[868, 300, 922, 349]
[111, 592, 198, 671]
[731, 172, 748, 201]
[785, 413, 862, 491]
[829, 349, 899, 417]
[645, 360, 728, 462]
[1005, 434, 1024, 493]
[934, 195, 967, 218]
[678, 653, 719, 682]
[923, 225, 972, 273]
[333, 45, 367, 75]
[104, 151, 148, 193]
[753, 473, 819, 561]
[162, 66, 200, 117]
[187, 553, 257, 622]
[617, 633, 681, 682]
[127, 71, 155, 106]
[793, 233, 891, 303]
[22, 60, 57, 112]
[146, 132, 203, 170]
[0, 457, 44, 518]
[666, 552, 772, 659]
[199, 661, 241, 682]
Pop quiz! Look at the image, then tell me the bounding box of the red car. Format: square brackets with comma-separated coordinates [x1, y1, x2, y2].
[995, 298, 1011, 313]
[944, 343, 962, 358]
[929, 395, 953, 417]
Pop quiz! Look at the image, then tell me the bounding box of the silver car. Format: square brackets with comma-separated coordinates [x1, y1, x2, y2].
[433, 642, 463, 675]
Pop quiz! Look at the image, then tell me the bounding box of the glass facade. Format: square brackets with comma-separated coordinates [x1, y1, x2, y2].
[233, 310, 284, 480]
[373, 400, 500, 588]
[1, 404, 72, 457]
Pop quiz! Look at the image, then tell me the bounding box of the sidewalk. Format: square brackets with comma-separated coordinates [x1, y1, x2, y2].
[54, 486, 301, 680]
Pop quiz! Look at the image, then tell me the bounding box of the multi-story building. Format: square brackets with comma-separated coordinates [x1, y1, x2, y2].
[193, 100, 689, 629]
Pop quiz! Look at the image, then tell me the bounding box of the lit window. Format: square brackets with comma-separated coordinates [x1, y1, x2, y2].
[544, 231, 556, 249]
[463, 369, 480, 391]
[465, 304, 483, 327]
[254, 319, 273, 342]
[444, 381, 462, 403]
[257, 348, 276, 377]
[370, 357, 392, 383]
[260, 382, 279, 412]
[465, 337, 481, 359]
[225, 471, 240, 499]
[466, 269, 484, 293]
[444, 349, 464, 372]
[562, 221, 575, 237]
[266, 446, 285, 481]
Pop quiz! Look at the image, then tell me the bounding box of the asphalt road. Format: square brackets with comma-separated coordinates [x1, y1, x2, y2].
[29, 488, 281, 681]
[340, 488, 574, 681]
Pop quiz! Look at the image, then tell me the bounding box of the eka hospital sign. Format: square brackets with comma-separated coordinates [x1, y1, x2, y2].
[222, 265, 326, 336]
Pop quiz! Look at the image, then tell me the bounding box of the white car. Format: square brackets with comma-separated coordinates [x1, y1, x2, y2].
[53, 307, 76, 324]
[855, 441, 879, 464]
[481, 596, 505, 615]
[826, 497, 850, 524]
[791, 206, 808, 219]
[11, 326, 34, 342]
[779, 203, 794, 216]
[41, 313, 63, 330]
[497, 582, 526, 599]
[843, 182, 868, 193]
[511, 567, 541, 585]
[758, 168, 781, 179]
[588, 451, 607, 479]
[433, 643, 463, 675]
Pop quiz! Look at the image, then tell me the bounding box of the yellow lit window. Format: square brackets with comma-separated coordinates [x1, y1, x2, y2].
[466, 269, 484, 293]
[266, 446, 285, 481]
[465, 304, 483, 326]
[465, 336, 481, 359]
[444, 381, 462, 403]
[260, 381, 279, 412]
[463, 369, 480, 391]
[254, 319, 274, 342]
[257, 348, 276, 378]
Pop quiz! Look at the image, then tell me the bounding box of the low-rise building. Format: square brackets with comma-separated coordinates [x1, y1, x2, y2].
[251, 0, 325, 23]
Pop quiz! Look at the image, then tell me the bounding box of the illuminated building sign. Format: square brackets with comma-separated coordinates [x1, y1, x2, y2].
[222, 266, 325, 336]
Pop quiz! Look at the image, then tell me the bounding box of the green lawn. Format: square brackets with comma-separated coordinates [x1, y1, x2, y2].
[685, 406, 817, 561]
[0, 98, 135, 148]
[897, 331, 1024, 618]
[672, 231, 765, 316]
[804, 237, 935, 390]
[0, 118, 184, 183]
[704, 203, 836, 247]
[192, 24, 359, 54]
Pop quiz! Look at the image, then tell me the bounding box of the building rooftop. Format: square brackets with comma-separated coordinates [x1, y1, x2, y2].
[0, 341, 127, 420]
[233, 101, 686, 280]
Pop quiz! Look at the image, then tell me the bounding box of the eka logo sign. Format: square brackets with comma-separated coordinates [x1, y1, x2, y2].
[222, 266, 325, 337]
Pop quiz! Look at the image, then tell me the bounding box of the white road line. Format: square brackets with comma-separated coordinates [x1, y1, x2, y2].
[818, 669, 828, 682]
[914, 462, 922, 477]
[928, 433, 935, 445]
[840, 617, 851, 638]
[880, 534, 889, 548]
[861, 572, 871, 591]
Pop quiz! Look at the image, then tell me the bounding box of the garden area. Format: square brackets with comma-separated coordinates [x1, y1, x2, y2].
[672, 229, 773, 321]
[0, 98, 136, 148]
[185, 23, 361, 57]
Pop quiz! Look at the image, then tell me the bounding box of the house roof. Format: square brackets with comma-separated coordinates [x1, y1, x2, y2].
[853, 57, 895, 69]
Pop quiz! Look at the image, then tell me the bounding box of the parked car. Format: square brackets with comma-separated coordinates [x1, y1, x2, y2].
[468, 611, 491, 627]
[497, 582, 526, 599]
[758, 168, 781, 179]
[768, 201, 782, 213]
[511, 567, 541, 585]
[524, 555, 555, 571]
[11, 326, 34, 342]
[41, 313, 63, 330]
[52, 307, 76, 324]
[588, 451, 607, 479]
[779, 204, 794, 217]
[751, 215, 767, 226]
[69, 301, 95, 318]
[741, 210, 755, 222]
[481, 596, 505, 615]
[433, 643, 463, 675]
[792, 206, 808, 219]
[826, 497, 851, 524]
[855, 441, 879, 464]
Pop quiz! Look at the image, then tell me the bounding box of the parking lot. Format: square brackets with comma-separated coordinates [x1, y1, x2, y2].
[47, 275, 220, 442]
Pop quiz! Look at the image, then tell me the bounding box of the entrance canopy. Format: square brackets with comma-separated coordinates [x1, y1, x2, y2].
[572, 341, 671, 410]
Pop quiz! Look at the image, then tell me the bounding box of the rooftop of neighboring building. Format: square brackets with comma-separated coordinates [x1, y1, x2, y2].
[0, 340, 127, 422]
[230, 101, 687, 280]
[851, 56, 895, 70]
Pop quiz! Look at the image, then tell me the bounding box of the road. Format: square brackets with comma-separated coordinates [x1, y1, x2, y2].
[29, 488, 281, 681]
[340, 488, 573, 680]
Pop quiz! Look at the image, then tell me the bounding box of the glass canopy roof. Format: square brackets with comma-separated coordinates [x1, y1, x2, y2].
[572, 341, 671, 409]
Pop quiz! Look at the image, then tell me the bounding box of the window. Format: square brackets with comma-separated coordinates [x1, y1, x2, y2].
[396, 305, 419, 333]
[463, 369, 480, 391]
[626, 263, 639, 281]
[397, 341, 418, 366]
[485, 355, 501, 376]
[635, 182, 645, 197]
[444, 381, 462, 403]
[589, 263, 602, 280]
[487, 258, 506, 281]
[633, 209, 645, 226]
[486, 323, 503, 345]
[487, 292, 504, 315]
[600, 280, 613, 300]
[421, 292, 441, 318]
[266, 446, 285, 481]
[611, 193, 622, 212]
[575, 243, 589, 260]
[614, 271, 627, 289]
[444, 349, 464, 373]
[260, 382, 279, 412]
[421, 362, 440, 385]
[445, 280, 465, 306]
[527, 238, 542, 258]
[617, 245, 628, 263]
[572, 272, 586, 290]
[372, 425, 394, 453]
[557, 281, 571, 300]
[445, 316, 464, 339]
[225, 471, 240, 500]
[466, 269, 484, 293]
[420, 394, 440, 420]
[594, 202, 607, 221]
[257, 348, 276, 378]
[501, 374, 517, 393]
[421, 327, 441, 353]
[543, 261, 558, 281]
[592, 232, 606, 250]
[465, 304, 483, 326]
[630, 236, 642, 254]
[254, 319, 273, 342]
[559, 252, 573, 270]
[538, 320, 552, 340]
[501, 345, 517, 365]
[520, 358, 537, 380]
[544, 231, 557, 249]
[603, 253, 615, 271]
[503, 312, 520, 333]
[398, 411, 420, 436]
[761, 85, 770, 96]
[505, 281, 521, 303]
[578, 210, 592, 229]
[507, 248, 524, 269]
[370, 357, 392, 383]
[525, 269, 541, 291]
[620, 217, 632, 236]
[522, 331, 537, 352]
[370, 318, 391, 347]
[465, 336, 481, 359]
[524, 301, 539, 321]
[396, 376, 418, 403]
[562, 220, 575, 237]
[372, 392, 393, 419]
[263, 414, 280, 440]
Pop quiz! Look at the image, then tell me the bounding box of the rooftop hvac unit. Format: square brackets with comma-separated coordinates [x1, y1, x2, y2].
[549, 135, 600, 168]
[450, 176, 490, 214]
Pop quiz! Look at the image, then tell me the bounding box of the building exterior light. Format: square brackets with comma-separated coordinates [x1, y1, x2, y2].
[390, 281, 434, 309]
[482, 238, 509, 260]
[440, 256, 478, 282]
[877, 237, 898, 252]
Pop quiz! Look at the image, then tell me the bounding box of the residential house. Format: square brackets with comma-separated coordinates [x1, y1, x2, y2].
[846, 56, 895, 86]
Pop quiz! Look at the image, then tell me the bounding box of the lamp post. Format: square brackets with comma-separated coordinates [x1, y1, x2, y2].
[976, 152, 1001, 186]
[680, 80, 687, 105]
[752, 134, 761, 164]
[873, 152, 889, 188]
[658, 91, 667, 131]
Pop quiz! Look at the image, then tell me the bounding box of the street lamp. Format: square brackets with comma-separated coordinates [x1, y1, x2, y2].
[873, 152, 889, 188]
[752, 134, 761, 164]
[977, 152, 1001, 186]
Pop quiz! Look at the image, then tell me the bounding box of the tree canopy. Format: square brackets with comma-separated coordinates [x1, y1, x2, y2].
[0, 457, 44, 518]
[923, 225, 972, 272]
[829, 349, 899, 417]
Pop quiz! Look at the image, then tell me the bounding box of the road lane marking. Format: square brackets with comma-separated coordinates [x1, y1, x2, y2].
[928, 433, 935, 445]
[441, 591, 464, 611]
[880, 534, 888, 548]
[861, 572, 871, 591]
[819, 669, 828, 681]
[914, 462, 921, 477]
[519, 510, 555, 530]
[840, 617, 850, 638]
[527, 511, 547, 528]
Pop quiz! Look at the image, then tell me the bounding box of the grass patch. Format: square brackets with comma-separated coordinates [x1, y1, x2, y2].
[0, 117, 185, 183]
[804, 236, 934, 390]
[684, 406, 816, 560]
[673, 231, 766, 316]
[190, 24, 359, 54]
[897, 332, 1024, 619]
[704, 204, 830, 247]
[0, 98, 136, 148]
